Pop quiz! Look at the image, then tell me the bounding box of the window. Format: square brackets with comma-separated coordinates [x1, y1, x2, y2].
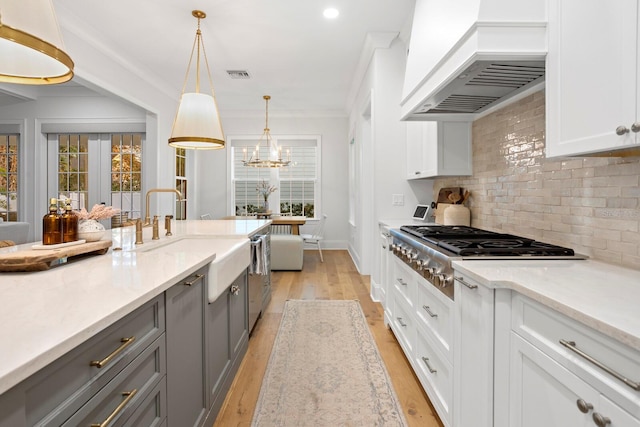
[0, 134, 18, 221]
[175, 147, 187, 220]
[229, 135, 321, 218]
[48, 133, 144, 224]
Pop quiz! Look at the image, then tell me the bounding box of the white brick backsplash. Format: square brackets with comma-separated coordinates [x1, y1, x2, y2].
[434, 91, 640, 269]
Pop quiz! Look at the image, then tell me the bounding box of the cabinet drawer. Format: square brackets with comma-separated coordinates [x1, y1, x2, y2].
[63, 334, 166, 427]
[414, 329, 453, 426]
[124, 376, 166, 427]
[512, 294, 640, 411]
[391, 293, 416, 356]
[415, 280, 453, 360]
[392, 258, 415, 309]
[25, 295, 165, 426]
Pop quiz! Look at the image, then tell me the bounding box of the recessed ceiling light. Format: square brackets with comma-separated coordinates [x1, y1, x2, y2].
[323, 8, 339, 19]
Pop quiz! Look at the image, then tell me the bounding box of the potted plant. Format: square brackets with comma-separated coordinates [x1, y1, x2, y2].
[256, 180, 277, 213]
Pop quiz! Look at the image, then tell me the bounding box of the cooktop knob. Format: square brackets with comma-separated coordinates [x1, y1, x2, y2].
[436, 273, 453, 287]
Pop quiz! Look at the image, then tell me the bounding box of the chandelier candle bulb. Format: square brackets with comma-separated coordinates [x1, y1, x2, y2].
[242, 95, 291, 168]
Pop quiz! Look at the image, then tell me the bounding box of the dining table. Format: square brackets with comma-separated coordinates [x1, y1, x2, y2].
[223, 215, 307, 235]
[270, 216, 307, 235]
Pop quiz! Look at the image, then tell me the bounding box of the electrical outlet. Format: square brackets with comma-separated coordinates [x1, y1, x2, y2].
[392, 194, 404, 206]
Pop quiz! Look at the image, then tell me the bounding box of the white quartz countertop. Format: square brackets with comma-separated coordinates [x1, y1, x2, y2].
[379, 219, 437, 229]
[453, 259, 640, 352]
[0, 219, 270, 395]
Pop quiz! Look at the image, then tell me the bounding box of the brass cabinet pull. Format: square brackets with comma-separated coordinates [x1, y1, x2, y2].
[184, 273, 204, 286]
[454, 276, 477, 289]
[90, 389, 138, 427]
[560, 339, 640, 391]
[90, 337, 135, 368]
[421, 356, 437, 374]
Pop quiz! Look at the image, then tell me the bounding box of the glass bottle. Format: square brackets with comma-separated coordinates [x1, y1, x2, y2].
[42, 198, 63, 245]
[61, 200, 78, 243]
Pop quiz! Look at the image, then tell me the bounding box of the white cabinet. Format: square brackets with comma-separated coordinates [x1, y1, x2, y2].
[507, 294, 640, 427]
[509, 333, 598, 427]
[389, 255, 454, 426]
[546, 0, 640, 157]
[405, 121, 472, 179]
[373, 224, 393, 313]
[453, 272, 495, 427]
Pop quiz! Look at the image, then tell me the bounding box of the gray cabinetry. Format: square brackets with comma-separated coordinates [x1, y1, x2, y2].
[0, 295, 165, 427]
[0, 266, 250, 427]
[166, 269, 207, 427]
[203, 269, 249, 426]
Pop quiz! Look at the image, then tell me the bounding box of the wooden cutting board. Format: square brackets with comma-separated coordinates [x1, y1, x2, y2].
[0, 240, 112, 272]
[436, 187, 462, 204]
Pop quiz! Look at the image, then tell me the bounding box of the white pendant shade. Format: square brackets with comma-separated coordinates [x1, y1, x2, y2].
[0, 0, 74, 84]
[168, 92, 225, 149]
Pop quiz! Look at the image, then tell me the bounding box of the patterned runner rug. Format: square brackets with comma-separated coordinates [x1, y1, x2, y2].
[251, 299, 408, 426]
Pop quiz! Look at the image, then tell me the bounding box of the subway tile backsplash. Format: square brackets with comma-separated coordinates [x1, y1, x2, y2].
[433, 91, 640, 269]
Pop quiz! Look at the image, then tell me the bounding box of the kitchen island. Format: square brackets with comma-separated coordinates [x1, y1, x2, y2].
[0, 219, 269, 426]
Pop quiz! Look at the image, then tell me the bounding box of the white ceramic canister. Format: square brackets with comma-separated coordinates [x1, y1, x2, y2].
[443, 204, 470, 226]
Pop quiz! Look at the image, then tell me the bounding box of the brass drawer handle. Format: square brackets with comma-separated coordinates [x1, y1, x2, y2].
[90, 337, 135, 368]
[560, 339, 640, 391]
[90, 389, 138, 427]
[184, 273, 204, 286]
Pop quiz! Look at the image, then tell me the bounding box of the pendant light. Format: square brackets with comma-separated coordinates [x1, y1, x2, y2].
[0, 0, 74, 84]
[242, 95, 291, 168]
[168, 10, 224, 150]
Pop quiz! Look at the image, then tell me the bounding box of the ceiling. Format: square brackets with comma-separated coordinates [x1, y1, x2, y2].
[6, 0, 415, 116]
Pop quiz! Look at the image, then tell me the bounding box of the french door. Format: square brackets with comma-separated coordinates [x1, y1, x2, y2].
[47, 133, 144, 225]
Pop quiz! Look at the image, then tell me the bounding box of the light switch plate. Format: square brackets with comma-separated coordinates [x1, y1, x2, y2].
[392, 194, 404, 206]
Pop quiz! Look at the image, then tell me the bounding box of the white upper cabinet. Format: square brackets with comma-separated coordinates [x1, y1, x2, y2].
[406, 121, 472, 179]
[546, 0, 640, 157]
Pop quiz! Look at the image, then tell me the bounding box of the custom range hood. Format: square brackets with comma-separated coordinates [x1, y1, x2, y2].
[400, 0, 547, 121]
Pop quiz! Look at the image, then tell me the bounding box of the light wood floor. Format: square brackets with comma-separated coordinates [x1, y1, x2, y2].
[213, 250, 444, 427]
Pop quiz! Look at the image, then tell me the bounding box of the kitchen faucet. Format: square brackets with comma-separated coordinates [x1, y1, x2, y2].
[144, 188, 183, 226]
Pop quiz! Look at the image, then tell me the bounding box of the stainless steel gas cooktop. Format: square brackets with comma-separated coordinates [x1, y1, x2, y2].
[390, 225, 585, 300]
[399, 225, 577, 258]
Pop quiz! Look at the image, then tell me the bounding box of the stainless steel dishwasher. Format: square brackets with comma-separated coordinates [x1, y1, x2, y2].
[249, 232, 270, 332]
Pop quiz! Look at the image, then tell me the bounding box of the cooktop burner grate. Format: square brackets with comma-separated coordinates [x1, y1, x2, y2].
[399, 225, 576, 257]
[437, 238, 576, 257]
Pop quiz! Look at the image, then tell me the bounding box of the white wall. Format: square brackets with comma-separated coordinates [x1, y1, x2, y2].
[194, 114, 350, 249]
[347, 37, 435, 277]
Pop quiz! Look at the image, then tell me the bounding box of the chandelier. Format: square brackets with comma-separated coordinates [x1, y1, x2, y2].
[168, 10, 224, 150]
[242, 95, 290, 168]
[0, 0, 74, 84]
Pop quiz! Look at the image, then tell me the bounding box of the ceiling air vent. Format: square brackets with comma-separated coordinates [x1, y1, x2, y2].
[226, 70, 251, 79]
